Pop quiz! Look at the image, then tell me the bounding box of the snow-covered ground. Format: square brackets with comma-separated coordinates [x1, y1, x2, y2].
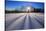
[5, 13, 44, 30]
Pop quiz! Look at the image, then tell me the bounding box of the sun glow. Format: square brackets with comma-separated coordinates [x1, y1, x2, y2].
[26, 7, 31, 11]
[27, 7, 30, 10]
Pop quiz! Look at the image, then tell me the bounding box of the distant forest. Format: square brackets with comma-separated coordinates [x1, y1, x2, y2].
[5, 8, 44, 13]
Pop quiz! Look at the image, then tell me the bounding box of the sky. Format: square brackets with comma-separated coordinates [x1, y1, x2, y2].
[6, 0, 44, 2]
[5, 1, 44, 11]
